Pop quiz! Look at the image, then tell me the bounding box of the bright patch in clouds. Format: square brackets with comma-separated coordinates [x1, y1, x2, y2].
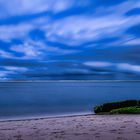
[85, 61, 140, 74]
[117, 63, 140, 73]
[0, 0, 76, 19]
[84, 62, 112, 68]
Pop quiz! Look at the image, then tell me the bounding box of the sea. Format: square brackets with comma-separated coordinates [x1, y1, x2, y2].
[0, 81, 140, 120]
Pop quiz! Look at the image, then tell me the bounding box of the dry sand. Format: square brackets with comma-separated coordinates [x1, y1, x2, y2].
[0, 115, 140, 140]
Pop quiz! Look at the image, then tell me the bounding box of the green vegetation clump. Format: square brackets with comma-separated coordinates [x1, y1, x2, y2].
[94, 100, 140, 114]
[110, 106, 140, 114]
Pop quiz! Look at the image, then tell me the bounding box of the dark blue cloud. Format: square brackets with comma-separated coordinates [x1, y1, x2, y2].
[125, 8, 140, 16]
[126, 24, 140, 35]
[29, 29, 46, 41]
[94, 0, 128, 6]
[0, 0, 140, 80]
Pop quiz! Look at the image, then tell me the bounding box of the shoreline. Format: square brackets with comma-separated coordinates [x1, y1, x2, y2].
[0, 113, 94, 122]
[1, 113, 140, 123]
[0, 114, 140, 140]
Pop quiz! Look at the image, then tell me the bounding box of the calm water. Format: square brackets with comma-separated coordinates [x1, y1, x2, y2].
[0, 81, 140, 119]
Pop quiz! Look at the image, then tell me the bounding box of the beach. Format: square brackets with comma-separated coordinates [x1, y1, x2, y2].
[0, 115, 140, 140]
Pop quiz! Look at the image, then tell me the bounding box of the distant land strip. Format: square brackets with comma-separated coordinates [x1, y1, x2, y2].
[0, 80, 140, 83]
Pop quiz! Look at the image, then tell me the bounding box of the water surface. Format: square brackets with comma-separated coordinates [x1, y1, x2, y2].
[0, 81, 140, 119]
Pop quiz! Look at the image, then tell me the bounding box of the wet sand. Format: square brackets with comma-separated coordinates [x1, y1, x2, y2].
[0, 115, 140, 140]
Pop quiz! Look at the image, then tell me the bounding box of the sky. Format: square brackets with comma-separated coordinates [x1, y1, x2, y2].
[0, 0, 140, 80]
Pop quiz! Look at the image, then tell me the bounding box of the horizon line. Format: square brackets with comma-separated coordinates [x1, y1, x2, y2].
[0, 80, 140, 83]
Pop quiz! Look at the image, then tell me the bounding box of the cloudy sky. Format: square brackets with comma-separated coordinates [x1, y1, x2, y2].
[0, 0, 140, 80]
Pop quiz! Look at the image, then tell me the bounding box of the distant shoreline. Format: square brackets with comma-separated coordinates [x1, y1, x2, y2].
[0, 80, 140, 83]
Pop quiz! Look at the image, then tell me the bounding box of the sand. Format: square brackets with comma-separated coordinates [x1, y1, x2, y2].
[0, 115, 140, 140]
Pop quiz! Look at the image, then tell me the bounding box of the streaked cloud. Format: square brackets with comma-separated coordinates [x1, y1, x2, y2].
[85, 61, 140, 74]
[0, 0, 140, 80]
[0, 0, 76, 19]
[84, 62, 112, 68]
